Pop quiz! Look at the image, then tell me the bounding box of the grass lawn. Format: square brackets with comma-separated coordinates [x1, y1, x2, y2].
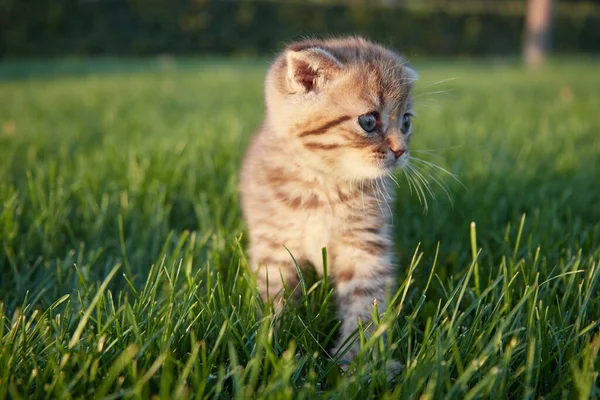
[0, 57, 599, 398]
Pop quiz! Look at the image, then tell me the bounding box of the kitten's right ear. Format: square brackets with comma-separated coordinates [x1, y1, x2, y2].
[286, 48, 342, 94]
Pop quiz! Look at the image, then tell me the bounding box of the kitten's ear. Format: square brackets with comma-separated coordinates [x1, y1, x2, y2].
[286, 48, 342, 93]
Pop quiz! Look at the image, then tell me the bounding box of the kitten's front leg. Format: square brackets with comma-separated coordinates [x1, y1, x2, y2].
[331, 237, 397, 366]
[251, 243, 301, 315]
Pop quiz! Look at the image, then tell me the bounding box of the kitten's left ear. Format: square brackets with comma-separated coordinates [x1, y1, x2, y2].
[286, 48, 342, 94]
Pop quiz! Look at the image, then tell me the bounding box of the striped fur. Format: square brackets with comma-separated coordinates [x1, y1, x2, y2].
[240, 37, 417, 368]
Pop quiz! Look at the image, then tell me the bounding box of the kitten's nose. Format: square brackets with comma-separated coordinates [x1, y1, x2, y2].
[386, 137, 405, 159]
[391, 147, 405, 159]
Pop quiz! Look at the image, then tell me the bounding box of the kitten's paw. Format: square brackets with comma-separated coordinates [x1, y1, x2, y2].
[384, 359, 402, 382]
[330, 352, 401, 382]
[335, 359, 401, 383]
[329, 346, 356, 372]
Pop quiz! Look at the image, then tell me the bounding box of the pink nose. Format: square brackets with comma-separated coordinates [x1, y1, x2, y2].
[392, 148, 405, 159]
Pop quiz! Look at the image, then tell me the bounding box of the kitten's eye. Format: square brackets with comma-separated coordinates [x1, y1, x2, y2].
[358, 113, 378, 133]
[401, 113, 412, 134]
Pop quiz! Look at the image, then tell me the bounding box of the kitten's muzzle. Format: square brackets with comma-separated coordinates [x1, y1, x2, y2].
[392, 148, 405, 159]
[385, 136, 405, 159]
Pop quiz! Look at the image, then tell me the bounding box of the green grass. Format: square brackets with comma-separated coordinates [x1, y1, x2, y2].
[0, 57, 599, 399]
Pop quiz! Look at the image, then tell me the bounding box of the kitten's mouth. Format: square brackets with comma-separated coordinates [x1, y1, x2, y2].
[386, 152, 409, 170]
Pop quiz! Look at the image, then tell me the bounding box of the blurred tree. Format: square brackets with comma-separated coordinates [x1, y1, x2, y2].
[523, 0, 555, 67]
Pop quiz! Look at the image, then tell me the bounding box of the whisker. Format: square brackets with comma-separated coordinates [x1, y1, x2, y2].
[401, 169, 416, 199]
[418, 77, 457, 89]
[406, 169, 424, 204]
[379, 176, 394, 222]
[385, 168, 402, 189]
[410, 157, 466, 190]
[381, 176, 393, 202]
[410, 156, 457, 177]
[406, 164, 436, 200]
[411, 146, 464, 162]
[413, 89, 455, 99]
[409, 160, 452, 192]
[410, 150, 447, 162]
[376, 166, 394, 202]
[403, 167, 429, 212]
[406, 165, 432, 212]
[373, 178, 387, 214]
[415, 102, 443, 112]
[410, 162, 455, 209]
[399, 169, 414, 196]
[372, 178, 385, 215]
[412, 144, 465, 153]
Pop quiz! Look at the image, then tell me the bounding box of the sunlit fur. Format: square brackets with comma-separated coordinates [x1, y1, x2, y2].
[240, 37, 418, 368]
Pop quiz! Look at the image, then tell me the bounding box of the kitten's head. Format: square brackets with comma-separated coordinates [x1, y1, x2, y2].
[265, 37, 417, 180]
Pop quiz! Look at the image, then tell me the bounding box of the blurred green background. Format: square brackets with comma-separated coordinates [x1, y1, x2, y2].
[2, 0, 600, 59]
[1, 1, 600, 398]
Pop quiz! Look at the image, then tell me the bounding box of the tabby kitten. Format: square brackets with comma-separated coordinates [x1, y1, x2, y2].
[240, 37, 417, 364]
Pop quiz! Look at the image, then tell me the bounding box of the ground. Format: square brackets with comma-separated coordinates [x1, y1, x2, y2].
[0, 57, 599, 398]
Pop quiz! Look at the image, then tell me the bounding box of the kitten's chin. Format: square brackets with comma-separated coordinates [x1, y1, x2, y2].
[338, 153, 409, 180]
[344, 164, 394, 180]
[389, 155, 409, 170]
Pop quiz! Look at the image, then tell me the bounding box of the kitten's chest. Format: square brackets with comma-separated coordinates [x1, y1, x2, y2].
[299, 199, 358, 274]
[301, 210, 334, 274]
[293, 182, 381, 272]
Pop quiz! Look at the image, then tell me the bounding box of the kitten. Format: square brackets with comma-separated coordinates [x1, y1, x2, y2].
[240, 37, 417, 366]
